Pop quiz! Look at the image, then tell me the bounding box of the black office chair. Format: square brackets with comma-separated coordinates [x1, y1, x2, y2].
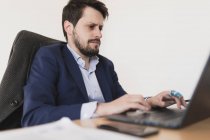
[0, 30, 65, 130]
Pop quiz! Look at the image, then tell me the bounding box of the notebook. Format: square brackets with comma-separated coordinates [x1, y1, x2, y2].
[107, 54, 210, 129]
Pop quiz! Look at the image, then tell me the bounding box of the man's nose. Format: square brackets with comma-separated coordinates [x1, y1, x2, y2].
[94, 28, 102, 38]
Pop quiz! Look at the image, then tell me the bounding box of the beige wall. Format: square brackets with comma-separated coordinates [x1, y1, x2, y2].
[0, 0, 210, 98]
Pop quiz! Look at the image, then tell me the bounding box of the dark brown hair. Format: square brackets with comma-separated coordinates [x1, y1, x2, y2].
[62, 0, 109, 40]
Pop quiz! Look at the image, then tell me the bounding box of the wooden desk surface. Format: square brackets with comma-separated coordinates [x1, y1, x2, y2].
[74, 117, 210, 140]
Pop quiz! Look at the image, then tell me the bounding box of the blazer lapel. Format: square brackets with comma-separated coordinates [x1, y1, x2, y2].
[62, 46, 89, 101]
[96, 63, 113, 102]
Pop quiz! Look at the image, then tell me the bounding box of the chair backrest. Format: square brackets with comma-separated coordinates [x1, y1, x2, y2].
[0, 30, 65, 130]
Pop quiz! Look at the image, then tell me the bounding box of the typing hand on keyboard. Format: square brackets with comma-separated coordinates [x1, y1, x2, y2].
[144, 90, 187, 109]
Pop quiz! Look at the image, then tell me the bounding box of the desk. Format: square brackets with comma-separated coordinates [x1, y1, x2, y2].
[74, 117, 210, 140]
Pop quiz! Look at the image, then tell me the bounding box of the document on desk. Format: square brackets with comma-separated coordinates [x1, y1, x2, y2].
[0, 117, 140, 140]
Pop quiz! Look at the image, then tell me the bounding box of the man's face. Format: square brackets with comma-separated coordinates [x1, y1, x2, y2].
[72, 7, 104, 57]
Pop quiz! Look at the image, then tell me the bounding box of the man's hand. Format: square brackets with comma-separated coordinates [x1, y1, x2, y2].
[95, 94, 151, 117]
[94, 91, 187, 117]
[146, 91, 187, 109]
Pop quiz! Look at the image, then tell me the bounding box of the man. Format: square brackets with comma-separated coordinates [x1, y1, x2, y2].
[22, 0, 186, 126]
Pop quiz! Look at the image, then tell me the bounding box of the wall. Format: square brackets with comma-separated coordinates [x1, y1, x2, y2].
[0, 0, 210, 99]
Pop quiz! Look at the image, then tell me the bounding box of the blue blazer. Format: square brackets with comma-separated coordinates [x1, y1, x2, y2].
[22, 43, 126, 126]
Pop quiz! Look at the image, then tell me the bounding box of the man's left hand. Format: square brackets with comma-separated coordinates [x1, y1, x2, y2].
[146, 91, 187, 109]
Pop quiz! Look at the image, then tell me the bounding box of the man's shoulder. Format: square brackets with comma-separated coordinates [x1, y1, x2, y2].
[36, 42, 67, 56]
[39, 42, 67, 51]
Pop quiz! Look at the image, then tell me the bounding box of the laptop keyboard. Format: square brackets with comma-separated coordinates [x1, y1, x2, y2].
[108, 108, 186, 128]
[140, 108, 181, 119]
[126, 108, 185, 127]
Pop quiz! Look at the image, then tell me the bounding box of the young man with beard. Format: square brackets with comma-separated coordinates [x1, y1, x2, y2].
[22, 0, 186, 126]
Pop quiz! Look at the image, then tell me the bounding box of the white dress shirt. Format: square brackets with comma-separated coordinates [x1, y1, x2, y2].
[67, 45, 105, 119]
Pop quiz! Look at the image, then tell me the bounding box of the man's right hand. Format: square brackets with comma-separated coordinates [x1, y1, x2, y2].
[94, 94, 151, 117]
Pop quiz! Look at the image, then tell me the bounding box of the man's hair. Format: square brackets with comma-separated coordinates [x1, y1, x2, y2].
[62, 0, 109, 40]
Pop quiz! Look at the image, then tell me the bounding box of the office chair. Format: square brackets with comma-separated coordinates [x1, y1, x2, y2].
[0, 30, 65, 130]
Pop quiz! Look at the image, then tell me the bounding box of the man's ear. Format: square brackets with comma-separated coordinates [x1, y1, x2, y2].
[64, 20, 74, 36]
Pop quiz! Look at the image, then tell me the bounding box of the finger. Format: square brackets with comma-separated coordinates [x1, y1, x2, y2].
[162, 95, 175, 102]
[164, 100, 176, 107]
[180, 98, 187, 107]
[173, 97, 182, 109]
[159, 93, 175, 107]
[136, 99, 151, 109]
[159, 91, 174, 101]
[129, 103, 151, 111]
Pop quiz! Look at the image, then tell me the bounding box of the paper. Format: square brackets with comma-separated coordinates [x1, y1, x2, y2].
[0, 118, 140, 140]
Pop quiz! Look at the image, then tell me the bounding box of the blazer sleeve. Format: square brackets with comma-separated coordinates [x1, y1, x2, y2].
[22, 46, 82, 127]
[98, 55, 127, 99]
[109, 60, 127, 98]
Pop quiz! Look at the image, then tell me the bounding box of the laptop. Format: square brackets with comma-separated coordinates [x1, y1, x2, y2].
[107, 54, 210, 129]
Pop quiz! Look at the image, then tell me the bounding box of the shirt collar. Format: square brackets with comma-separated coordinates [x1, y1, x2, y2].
[67, 44, 99, 73]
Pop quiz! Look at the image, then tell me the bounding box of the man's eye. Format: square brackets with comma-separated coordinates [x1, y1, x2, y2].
[89, 26, 95, 29]
[99, 26, 103, 31]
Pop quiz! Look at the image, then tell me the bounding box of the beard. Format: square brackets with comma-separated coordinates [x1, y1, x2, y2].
[72, 30, 100, 57]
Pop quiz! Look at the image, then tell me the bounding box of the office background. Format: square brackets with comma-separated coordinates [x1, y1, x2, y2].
[0, 0, 209, 99]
